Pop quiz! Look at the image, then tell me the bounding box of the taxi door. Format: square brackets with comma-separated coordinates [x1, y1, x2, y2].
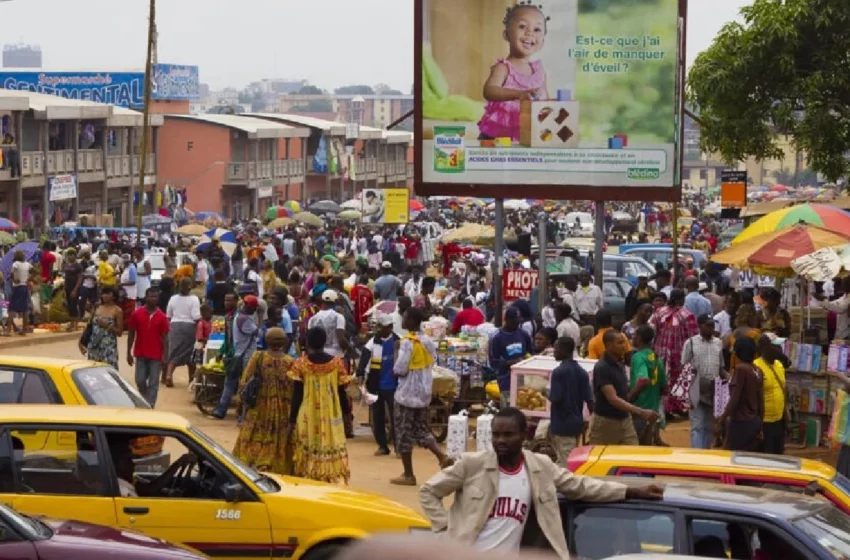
[3, 427, 117, 528]
[111, 431, 272, 560]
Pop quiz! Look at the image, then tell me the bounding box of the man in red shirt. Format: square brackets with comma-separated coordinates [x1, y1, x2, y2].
[350, 274, 374, 332]
[39, 242, 56, 304]
[403, 234, 422, 267]
[127, 287, 170, 407]
[452, 298, 485, 334]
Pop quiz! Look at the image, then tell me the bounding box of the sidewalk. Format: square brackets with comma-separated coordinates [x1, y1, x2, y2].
[0, 330, 82, 352]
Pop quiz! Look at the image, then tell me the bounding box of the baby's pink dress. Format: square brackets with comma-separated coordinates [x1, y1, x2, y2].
[478, 58, 547, 141]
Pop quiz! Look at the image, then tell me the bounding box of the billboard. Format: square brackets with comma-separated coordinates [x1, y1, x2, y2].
[0, 63, 200, 107]
[362, 188, 410, 224]
[721, 170, 747, 209]
[416, 0, 685, 201]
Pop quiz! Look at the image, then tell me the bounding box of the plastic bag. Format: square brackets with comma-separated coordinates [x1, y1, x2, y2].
[446, 410, 468, 459]
[477, 413, 493, 452]
[829, 389, 850, 449]
[714, 379, 730, 419]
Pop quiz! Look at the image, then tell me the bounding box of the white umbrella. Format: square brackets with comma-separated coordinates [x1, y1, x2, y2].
[503, 199, 530, 211]
[340, 199, 361, 210]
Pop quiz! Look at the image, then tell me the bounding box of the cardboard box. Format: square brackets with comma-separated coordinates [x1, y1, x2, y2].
[520, 100, 580, 148]
[100, 214, 113, 228]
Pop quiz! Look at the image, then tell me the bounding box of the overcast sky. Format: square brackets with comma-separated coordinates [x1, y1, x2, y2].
[2, 0, 750, 91]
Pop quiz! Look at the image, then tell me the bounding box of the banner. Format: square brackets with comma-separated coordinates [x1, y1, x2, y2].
[0, 63, 199, 107]
[48, 174, 77, 202]
[419, 0, 681, 191]
[362, 188, 410, 224]
[503, 269, 539, 301]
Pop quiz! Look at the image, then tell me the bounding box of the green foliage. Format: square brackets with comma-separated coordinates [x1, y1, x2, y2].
[687, 0, 850, 182]
[296, 85, 323, 95]
[291, 100, 333, 113]
[773, 167, 820, 187]
[334, 85, 374, 95]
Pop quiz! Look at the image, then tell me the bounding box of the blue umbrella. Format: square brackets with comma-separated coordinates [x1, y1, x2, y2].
[0, 241, 38, 280]
[197, 228, 237, 256]
[194, 211, 223, 221]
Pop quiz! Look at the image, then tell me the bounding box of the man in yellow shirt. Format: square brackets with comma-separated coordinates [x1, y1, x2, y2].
[755, 335, 786, 455]
[587, 309, 631, 360]
[97, 250, 117, 287]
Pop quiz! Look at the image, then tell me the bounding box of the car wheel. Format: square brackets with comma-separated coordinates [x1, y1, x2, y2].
[303, 542, 348, 560]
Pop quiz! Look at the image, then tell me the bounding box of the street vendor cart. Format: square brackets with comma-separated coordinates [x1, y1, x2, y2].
[430, 366, 459, 443]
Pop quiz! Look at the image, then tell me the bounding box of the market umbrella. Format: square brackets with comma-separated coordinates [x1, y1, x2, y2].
[265, 206, 293, 220]
[733, 203, 850, 245]
[294, 211, 323, 228]
[340, 199, 361, 210]
[176, 224, 208, 236]
[0, 241, 38, 279]
[338, 210, 362, 221]
[308, 200, 341, 214]
[791, 248, 843, 282]
[441, 223, 517, 244]
[0, 217, 19, 231]
[284, 200, 302, 213]
[142, 214, 172, 226]
[409, 200, 425, 212]
[770, 184, 789, 192]
[364, 300, 397, 317]
[192, 211, 223, 221]
[197, 228, 237, 256]
[0, 231, 15, 245]
[268, 217, 294, 229]
[712, 225, 850, 277]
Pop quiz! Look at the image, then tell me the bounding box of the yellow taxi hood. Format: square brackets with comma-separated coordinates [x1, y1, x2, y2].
[263, 474, 429, 529]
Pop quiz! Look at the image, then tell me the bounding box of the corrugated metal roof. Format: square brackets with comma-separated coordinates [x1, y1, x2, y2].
[166, 114, 310, 139]
[246, 112, 346, 135]
[382, 130, 413, 144]
[0, 88, 112, 119]
[109, 106, 164, 127]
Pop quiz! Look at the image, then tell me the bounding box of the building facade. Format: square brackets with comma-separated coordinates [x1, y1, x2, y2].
[278, 94, 413, 128]
[2, 44, 42, 69]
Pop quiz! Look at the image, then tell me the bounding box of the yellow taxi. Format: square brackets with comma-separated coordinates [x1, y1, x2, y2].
[567, 445, 850, 513]
[0, 356, 165, 463]
[0, 405, 430, 560]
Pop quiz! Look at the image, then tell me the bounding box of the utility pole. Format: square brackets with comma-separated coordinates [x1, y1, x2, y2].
[135, 0, 156, 239]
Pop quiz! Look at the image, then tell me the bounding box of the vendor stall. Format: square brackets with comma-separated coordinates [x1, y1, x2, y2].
[510, 355, 596, 421]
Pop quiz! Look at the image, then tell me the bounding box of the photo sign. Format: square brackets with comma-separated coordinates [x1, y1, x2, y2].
[503, 269, 539, 301]
[416, 0, 685, 200]
[361, 188, 410, 225]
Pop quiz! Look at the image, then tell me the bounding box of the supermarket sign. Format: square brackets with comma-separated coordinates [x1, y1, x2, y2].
[503, 270, 539, 302]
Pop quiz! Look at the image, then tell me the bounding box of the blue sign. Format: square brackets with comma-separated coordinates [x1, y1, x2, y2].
[0, 63, 200, 108]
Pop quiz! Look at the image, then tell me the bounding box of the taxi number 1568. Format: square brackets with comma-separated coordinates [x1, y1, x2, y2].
[215, 509, 241, 520]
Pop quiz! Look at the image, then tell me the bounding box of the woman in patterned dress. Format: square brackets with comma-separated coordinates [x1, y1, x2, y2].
[648, 289, 698, 415]
[232, 327, 295, 474]
[85, 286, 123, 369]
[287, 327, 351, 484]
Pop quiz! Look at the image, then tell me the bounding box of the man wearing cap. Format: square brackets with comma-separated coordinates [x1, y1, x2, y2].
[649, 269, 672, 298]
[681, 314, 727, 449]
[374, 262, 402, 301]
[357, 313, 400, 456]
[308, 289, 350, 358]
[489, 308, 533, 406]
[684, 276, 712, 318]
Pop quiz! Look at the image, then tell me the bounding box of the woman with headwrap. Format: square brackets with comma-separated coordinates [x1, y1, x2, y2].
[233, 327, 295, 474]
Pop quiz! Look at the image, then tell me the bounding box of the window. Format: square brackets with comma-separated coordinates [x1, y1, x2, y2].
[603, 282, 622, 299]
[9, 429, 102, 496]
[618, 470, 722, 484]
[0, 369, 55, 404]
[795, 507, 850, 559]
[624, 261, 653, 279]
[103, 430, 230, 501]
[71, 367, 149, 408]
[689, 518, 809, 560]
[572, 507, 675, 558]
[699, 169, 708, 180]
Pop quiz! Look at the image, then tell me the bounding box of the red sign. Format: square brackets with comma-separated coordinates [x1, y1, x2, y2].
[503, 270, 539, 302]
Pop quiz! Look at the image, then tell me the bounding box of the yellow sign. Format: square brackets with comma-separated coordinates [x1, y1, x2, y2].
[362, 188, 410, 224]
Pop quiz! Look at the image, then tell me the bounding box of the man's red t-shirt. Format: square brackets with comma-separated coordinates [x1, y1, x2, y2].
[452, 307, 485, 334]
[128, 306, 170, 360]
[40, 252, 55, 283]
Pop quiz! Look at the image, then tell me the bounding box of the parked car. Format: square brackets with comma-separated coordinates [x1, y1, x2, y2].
[600, 255, 655, 285]
[0, 502, 203, 559]
[568, 445, 850, 514]
[618, 244, 708, 270]
[0, 406, 429, 560]
[144, 249, 197, 285]
[602, 278, 634, 324]
[562, 477, 850, 559]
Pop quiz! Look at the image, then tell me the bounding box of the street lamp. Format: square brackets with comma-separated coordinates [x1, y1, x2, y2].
[135, 0, 156, 238]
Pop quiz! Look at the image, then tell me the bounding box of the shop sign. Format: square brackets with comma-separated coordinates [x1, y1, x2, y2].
[258, 186, 274, 198]
[721, 170, 747, 208]
[415, 0, 684, 201]
[49, 174, 77, 201]
[503, 270, 539, 302]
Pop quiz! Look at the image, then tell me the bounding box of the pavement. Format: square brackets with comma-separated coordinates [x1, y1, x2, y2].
[12, 336, 841, 512]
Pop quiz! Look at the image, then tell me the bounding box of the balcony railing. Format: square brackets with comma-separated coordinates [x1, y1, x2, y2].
[226, 159, 304, 185]
[407, 162, 414, 179]
[22, 150, 156, 180]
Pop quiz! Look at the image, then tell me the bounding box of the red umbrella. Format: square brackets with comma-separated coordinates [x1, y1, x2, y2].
[409, 200, 425, 212]
[770, 184, 789, 192]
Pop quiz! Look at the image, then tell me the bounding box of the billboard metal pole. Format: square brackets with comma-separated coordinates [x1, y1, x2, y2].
[135, 0, 156, 240]
[494, 198, 505, 328]
[593, 203, 605, 289]
[538, 213, 547, 314]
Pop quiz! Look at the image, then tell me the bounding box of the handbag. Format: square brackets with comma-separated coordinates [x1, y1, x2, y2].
[672, 339, 695, 404]
[79, 316, 94, 347]
[239, 351, 264, 410]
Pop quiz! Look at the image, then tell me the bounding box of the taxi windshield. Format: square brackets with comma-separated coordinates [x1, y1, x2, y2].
[189, 426, 275, 491]
[794, 506, 850, 559]
[71, 366, 150, 408]
[833, 472, 850, 496]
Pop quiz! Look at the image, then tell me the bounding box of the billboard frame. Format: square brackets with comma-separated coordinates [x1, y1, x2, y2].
[413, 0, 688, 202]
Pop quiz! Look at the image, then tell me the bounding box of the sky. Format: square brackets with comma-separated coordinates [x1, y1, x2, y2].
[0, 0, 751, 91]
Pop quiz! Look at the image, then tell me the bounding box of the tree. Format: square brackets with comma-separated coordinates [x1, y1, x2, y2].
[291, 99, 333, 113]
[687, 0, 850, 182]
[296, 84, 323, 95]
[374, 83, 403, 96]
[335, 85, 374, 95]
[774, 168, 820, 188]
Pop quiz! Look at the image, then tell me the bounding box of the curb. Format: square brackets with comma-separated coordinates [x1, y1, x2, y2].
[0, 331, 82, 352]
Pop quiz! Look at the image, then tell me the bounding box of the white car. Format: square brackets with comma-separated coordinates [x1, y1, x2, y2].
[562, 212, 594, 236]
[145, 250, 197, 284]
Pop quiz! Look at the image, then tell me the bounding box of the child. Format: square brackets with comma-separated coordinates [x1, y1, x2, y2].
[190, 304, 213, 387]
[479, 2, 551, 141]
